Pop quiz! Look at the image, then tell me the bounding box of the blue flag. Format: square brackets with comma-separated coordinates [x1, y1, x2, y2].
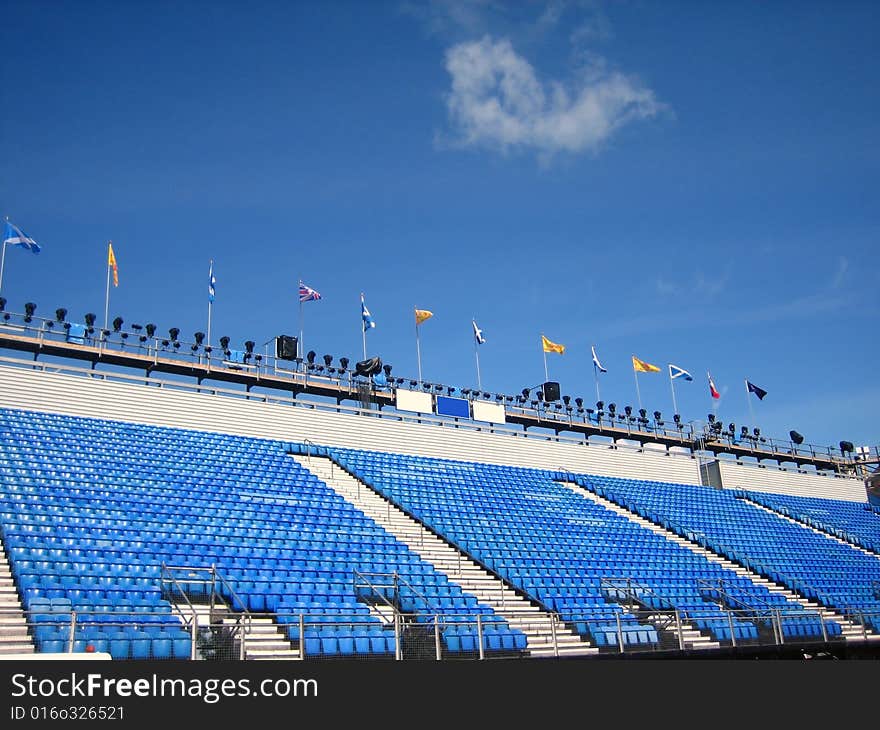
[3, 220, 41, 254]
[669, 364, 693, 381]
[361, 293, 375, 332]
[208, 261, 216, 303]
[747, 381, 767, 400]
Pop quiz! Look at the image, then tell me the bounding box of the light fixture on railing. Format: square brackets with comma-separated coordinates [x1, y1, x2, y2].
[24, 302, 36, 323]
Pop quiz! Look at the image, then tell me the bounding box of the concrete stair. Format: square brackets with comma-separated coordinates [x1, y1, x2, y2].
[0, 536, 33, 655]
[563, 481, 877, 644]
[185, 604, 301, 660]
[293, 455, 598, 657]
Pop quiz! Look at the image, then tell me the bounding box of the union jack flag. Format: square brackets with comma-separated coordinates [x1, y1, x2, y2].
[299, 281, 322, 302]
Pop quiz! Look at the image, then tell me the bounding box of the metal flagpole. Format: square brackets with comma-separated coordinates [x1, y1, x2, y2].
[362, 324, 367, 361]
[103, 241, 112, 334]
[475, 341, 482, 391]
[0, 241, 7, 295]
[298, 281, 305, 360]
[415, 309, 423, 383]
[745, 379, 756, 427]
[633, 360, 643, 410]
[593, 362, 601, 403]
[542, 336, 549, 382]
[206, 260, 214, 350]
[670, 366, 679, 416]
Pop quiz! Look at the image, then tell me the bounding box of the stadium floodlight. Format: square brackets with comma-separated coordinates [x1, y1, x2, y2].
[306, 350, 316, 365]
[194, 332, 205, 346]
[673, 414, 681, 425]
[323, 354, 333, 368]
[144, 323, 156, 338]
[596, 400, 604, 411]
[219, 336, 230, 353]
[85, 312, 97, 328]
[839, 440, 854, 455]
[383, 364, 392, 378]
[608, 403, 616, 416]
[536, 390, 544, 402]
[522, 388, 531, 399]
[395, 378, 406, 385]
[624, 405, 633, 417]
[728, 423, 736, 435]
[168, 327, 180, 341]
[789, 430, 804, 445]
[562, 395, 571, 406]
[0, 297, 5, 311]
[434, 384, 444, 393]
[55, 308, 67, 323]
[753, 427, 760, 437]
[741, 426, 749, 437]
[410, 380, 418, 387]
[574, 397, 583, 408]
[339, 357, 349, 372]
[24, 302, 37, 323]
[639, 408, 647, 419]
[461, 388, 472, 396]
[244, 341, 255, 355]
[707, 413, 716, 423]
[112, 316, 124, 333]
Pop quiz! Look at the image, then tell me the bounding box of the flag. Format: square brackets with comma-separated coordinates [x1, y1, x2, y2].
[708, 372, 720, 399]
[591, 345, 607, 373]
[299, 281, 322, 302]
[107, 242, 118, 287]
[747, 381, 768, 400]
[208, 261, 216, 303]
[415, 309, 433, 325]
[632, 355, 661, 373]
[472, 320, 485, 345]
[542, 335, 565, 354]
[361, 293, 375, 331]
[669, 364, 693, 381]
[3, 220, 40, 254]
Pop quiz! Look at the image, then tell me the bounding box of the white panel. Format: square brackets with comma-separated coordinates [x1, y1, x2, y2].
[472, 401, 505, 424]
[719, 460, 867, 503]
[395, 389, 433, 413]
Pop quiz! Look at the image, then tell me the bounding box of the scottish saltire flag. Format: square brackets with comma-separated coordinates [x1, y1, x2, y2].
[361, 293, 375, 331]
[299, 281, 322, 302]
[3, 220, 41, 254]
[208, 261, 216, 303]
[747, 381, 768, 400]
[591, 345, 607, 373]
[472, 320, 485, 345]
[669, 364, 693, 381]
[708, 372, 720, 399]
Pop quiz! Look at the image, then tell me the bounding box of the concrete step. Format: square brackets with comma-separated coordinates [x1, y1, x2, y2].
[0, 643, 36, 654]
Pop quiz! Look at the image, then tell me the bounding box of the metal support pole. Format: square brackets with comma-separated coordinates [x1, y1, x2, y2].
[727, 610, 736, 648]
[860, 612, 868, 640]
[190, 615, 198, 660]
[775, 610, 783, 645]
[675, 610, 685, 651]
[615, 612, 625, 654]
[299, 614, 305, 660]
[68, 611, 77, 653]
[394, 613, 402, 661]
[476, 615, 484, 660]
[819, 612, 828, 643]
[550, 616, 559, 658]
[239, 618, 246, 660]
[434, 616, 441, 661]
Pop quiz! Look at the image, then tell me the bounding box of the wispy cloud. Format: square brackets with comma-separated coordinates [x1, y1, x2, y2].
[832, 256, 849, 289]
[441, 35, 662, 157]
[655, 268, 729, 300]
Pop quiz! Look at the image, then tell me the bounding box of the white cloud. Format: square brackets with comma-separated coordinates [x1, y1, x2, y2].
[443, 36, 662, 157]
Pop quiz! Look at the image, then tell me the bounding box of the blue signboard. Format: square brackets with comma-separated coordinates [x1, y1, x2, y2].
[436, 396, 469, 419]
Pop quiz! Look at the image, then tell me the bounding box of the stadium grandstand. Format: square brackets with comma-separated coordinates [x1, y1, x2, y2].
[0, 303, 878, 661]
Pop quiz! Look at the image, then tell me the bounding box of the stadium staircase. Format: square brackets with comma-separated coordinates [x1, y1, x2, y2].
[181, 603, 299, 660]
[291, 454, 598, 657]
[563, 481, 874, 643]
[0, 535, 33, 655]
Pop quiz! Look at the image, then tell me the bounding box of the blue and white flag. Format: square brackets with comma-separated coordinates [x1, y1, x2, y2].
[669, 364, 693, 381]
[472, 320, 485, 345]
[208, 261, 216, 302]
[361, 293, 375, 331]
[591, 345, 607, 373]
[3, 220, 41, 254]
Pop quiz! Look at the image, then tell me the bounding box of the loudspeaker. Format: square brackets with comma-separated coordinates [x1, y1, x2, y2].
[789, 430, 804, 445]
[275, 335, 298, 361]
[355, 357, 383, 377]
[542, 381, 560, 402]
[839, 440, 854, 454]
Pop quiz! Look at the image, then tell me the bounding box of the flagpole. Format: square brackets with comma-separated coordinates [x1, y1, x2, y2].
[206, 260, 214, 351]
[745, 379, 756, 427]
[669, 367, 679, 416]
[474, 340, 482, 391]
[103, 241, 112, 334]
[633, 360, 642, 410]
[0, 241, 7, 295]
[542, 342, 549, 382]
[593, 362, 601, 404]
[299, 293, 304, 360]
[415, 308, 423, 383]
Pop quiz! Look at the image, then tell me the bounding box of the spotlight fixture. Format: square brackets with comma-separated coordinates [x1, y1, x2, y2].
[741, 426, 749, 437]
[608, 403, 616, 416]
[461, 388, 471, 396]
[481, 392, 491, 399]
[596, 401, 604, 411]
[0, 297, 5, 311]
[707, 413, 716, 423]
[244, 341, 255, 355]
[306, 350, 317, 366]
[728, 423, 736, 435]
[410, 380, 418, 387]
[55, 308, 67, 323]
[624, 405, 633, 417]
[839, 440, 854, 455]
[145, 323, 156, 338]
[339, 357, 349, 372]
[673, 414, 681, 425]
[522, 388, 531, 399]
[168, 327, 180, 341]
[383, 364, 392, 378]
[324, 354, 333, 368]
[789, 430, 804, 445]
[536, 391, 544, 402]
[574, 397, 583, 409]
[194, 332, 205, 346]
[653, 411, 662, 421]
[113, 317, 124, 333]
[219, 336, 231, 353]
[434, 384, 443, 393]
[638, 408, 647, 419]
[24, 302, 37, 322]
[84, 313, 97, 328]
[753, 427, 760, 437]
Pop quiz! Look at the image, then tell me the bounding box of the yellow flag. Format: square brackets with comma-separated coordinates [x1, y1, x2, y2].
[632, 355, 660, 373]
[542, 335, 565, 354]
[415, 309, 433, 325]
[107, 241, 119, 288]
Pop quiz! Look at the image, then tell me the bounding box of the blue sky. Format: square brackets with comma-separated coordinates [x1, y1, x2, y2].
[1, 0, 878, 452]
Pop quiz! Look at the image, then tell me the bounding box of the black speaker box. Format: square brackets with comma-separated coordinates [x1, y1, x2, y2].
[542, 381, 561, 402]
[275, 335, 298, 360]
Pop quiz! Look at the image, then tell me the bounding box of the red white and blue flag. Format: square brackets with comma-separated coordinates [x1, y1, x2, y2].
[708, 372, 720, 399]
[299, 281, 322, 302]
